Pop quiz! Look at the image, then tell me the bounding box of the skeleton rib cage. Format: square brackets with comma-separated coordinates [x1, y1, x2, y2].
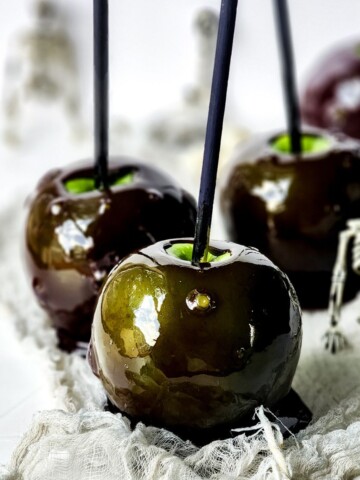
[325, 219, 360, 352]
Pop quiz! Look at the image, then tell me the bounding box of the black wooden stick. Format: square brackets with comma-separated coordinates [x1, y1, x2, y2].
[192, 0, 238, 265]
[273, 0, 301, 154]
[93, 0, 109, 189]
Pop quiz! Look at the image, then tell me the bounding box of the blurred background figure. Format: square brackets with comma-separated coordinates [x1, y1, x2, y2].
[2, 0, 83, 146]
[142, 8, 247, 192]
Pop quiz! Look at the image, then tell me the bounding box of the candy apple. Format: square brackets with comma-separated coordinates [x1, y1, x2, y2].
[89, 238, 302, 437]
[301, 39, 360, 140]
[220, 128, 360, 309]
[25, 158, 197, 351]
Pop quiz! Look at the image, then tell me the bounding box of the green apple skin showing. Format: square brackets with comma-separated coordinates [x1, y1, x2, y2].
[24, 158, 197, 351]
[89, 239, 302, 432]
[220, 129, 360, 309]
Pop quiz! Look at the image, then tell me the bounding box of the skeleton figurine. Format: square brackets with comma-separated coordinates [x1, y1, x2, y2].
[323, 220, 360, 353]
[144, 8, 247, 187]
[147, 9, 218, 150]
[2, 0, 82, 144]
[183, 8, 219, 108]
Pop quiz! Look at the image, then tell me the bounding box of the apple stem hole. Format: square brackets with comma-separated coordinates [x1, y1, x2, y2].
[271, 133, 331, 155]
[64, 171, 134, 194]
[167, 243, 231, 264]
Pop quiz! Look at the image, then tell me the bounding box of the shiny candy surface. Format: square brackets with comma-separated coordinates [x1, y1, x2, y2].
[220, 130, 360, 309]
[89, 239, 302, 433]
[24, 158, 197, 351]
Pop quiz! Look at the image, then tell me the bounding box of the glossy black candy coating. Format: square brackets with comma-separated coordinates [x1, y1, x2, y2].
[220, 131, 360, 309]
[301, 40, 360, 140]
[89, 239, 302, 433]
[102, 387, 311, 445]
[25, 158, 197, 351]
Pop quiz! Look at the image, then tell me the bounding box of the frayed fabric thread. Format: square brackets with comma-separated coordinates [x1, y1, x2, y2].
[232, 406, 291, 480]
[3, 200, 360, 479]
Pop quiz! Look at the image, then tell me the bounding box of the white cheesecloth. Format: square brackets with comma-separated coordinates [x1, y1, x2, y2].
[1, 199, 360, 480]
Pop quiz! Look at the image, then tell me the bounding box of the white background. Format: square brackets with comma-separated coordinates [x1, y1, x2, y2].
[1, 0, 360, 467]
[1, 0, 360, 134]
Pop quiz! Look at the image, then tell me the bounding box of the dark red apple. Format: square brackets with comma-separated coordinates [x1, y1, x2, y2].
[302, 39, 360, 139]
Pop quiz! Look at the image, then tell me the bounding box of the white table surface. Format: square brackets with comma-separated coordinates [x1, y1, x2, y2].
[2, 0, 360, 468]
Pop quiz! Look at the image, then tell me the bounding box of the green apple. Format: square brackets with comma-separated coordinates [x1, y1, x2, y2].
[89, 238, 302, 434]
